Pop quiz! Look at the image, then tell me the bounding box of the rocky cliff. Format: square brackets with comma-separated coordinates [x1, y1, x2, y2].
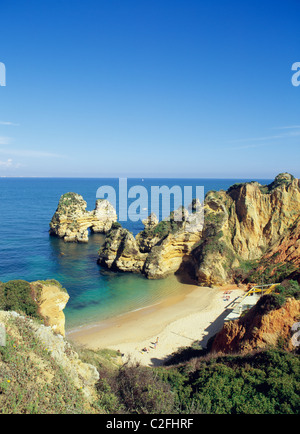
[98, 225, 147, 273]
[31, 280, 69, 336]
[211, 295, 300, 354]
[249, 216, 300, 283]
[190, 173, 300, 286]
[98, 206, 203, 279]
[49, 193, 117, 242]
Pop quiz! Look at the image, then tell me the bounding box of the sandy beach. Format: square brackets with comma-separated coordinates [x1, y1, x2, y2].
[67, 283, 244, 366]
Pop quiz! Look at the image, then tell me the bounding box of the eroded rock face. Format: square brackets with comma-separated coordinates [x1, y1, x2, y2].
[32, 319, 99, 401]
[253, 216, 300, 283]
[93, 199, 119, 233]
[98, 207, 203, 279]
[211, 297, 300, 354]
[98, 226, 147, 273]
[49, 193, 117, 242]
[56, 174, 300, 286]
[31, 281, 69, 337]
[191, 173, 300, 286]
[144, 230, 202, 279]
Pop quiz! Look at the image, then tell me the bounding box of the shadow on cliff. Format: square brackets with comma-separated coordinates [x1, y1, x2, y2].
[175, 257, 198, 285]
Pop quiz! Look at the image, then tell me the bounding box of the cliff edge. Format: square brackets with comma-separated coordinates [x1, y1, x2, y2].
[0, 279, 69, 337]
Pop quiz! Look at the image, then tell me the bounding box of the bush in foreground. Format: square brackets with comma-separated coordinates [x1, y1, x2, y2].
[0, 280, 40, 319]
[160, 349, 300, 414]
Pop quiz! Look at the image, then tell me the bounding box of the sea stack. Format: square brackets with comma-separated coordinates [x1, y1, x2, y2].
[49, 192, 117, 242]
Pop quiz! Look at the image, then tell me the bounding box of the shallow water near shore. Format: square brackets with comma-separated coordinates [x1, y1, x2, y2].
[0, 177, 271, 331]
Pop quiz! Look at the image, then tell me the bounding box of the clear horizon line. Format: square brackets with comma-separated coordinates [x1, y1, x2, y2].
[0, 175, 275, 180]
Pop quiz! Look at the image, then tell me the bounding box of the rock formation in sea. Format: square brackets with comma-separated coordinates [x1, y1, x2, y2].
[98, 173, 300, 286]
[99, 224, 148, 273]
[98, 205, 204, 279]
[49, 192, 117, 242]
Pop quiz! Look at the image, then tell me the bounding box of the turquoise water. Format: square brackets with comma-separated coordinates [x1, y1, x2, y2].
[0, 177, 271, 330]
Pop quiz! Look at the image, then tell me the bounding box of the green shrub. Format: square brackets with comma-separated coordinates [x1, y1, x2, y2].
[162, 349, 300, 414]
[115, 364, 175, 414]
[0, 315, 89, 414]
[111, 222, 122, 230]
[0, 280, 40, 318]
[277, 280, 300, 300]
[96, 363, 175, 414]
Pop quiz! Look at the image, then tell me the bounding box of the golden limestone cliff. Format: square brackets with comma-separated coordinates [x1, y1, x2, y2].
[190, 173, 300, 286]
[98, 225, 148, 273]
[49, 193, 117, 242]
[98, 206, 203, 279]
[31, 280, 70, 336]
[251, 216, 300, 283]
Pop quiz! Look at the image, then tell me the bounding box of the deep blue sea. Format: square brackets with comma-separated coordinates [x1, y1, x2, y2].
[0, 177, 271, 331]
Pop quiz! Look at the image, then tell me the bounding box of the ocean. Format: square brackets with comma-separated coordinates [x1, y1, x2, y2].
[0, 177, 271, 331]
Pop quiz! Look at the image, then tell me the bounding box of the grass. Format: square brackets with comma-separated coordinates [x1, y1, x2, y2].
[0, 315, 91, 414]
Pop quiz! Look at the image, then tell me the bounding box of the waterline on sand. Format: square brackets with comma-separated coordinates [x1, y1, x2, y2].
[67, 284, 245, 366]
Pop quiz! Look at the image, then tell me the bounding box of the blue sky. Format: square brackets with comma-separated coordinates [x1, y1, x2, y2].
[0, 0, 300, 178]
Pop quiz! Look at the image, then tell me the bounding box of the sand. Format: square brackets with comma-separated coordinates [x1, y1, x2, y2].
[66, 284, 244, 367]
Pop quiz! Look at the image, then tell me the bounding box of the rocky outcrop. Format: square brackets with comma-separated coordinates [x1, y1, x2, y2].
[211, 296, 300, 354]
[31, 280, 69, 336]
[0, 279, 69, 337]
[98, 207, 203, 279]
[191, 173, 300, 286]
[98, 226, 147, 273]
[49, 193, 117, 242]
[251, 216, 300, 283]
[144, 230, 203, 279]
